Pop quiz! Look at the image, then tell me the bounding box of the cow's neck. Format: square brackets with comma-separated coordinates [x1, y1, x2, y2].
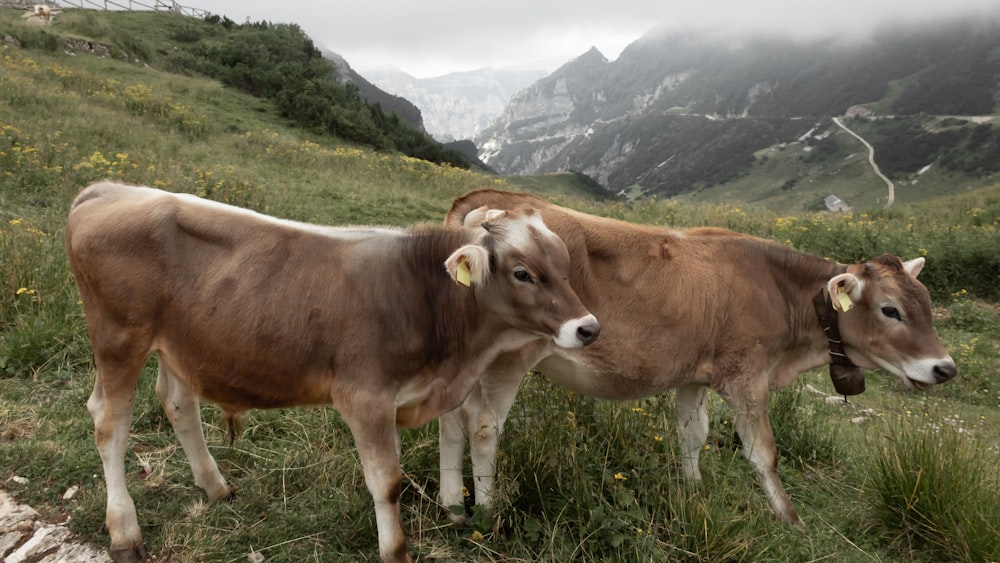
[811, 278, 865, 397]
[764, 250, 859, 391]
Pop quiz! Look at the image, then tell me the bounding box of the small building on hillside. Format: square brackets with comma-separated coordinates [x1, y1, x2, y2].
[844, 105, 874, 118]
[825, 194, 852, 213]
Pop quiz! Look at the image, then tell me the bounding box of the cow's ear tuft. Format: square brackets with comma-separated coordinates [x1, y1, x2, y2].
[480, 209, 508, 233]
[445, 244, 490, 287]
[483, 209, 507, 223]
[459, 206, 491, 227]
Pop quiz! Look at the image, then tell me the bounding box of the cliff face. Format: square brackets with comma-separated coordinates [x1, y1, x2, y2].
[322, 49, 426, 132]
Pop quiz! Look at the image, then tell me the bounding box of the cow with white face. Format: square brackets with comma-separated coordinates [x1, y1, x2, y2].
[439, 189, 956, 531]
[66, 182, 598, 563]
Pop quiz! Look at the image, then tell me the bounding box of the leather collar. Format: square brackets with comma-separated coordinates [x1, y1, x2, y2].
[812, 266, 865, 397]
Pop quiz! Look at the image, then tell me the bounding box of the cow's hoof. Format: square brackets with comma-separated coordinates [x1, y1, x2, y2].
[781, 514, 808, 532]
[446, 511, 467, 525]
[110, 542, 147, 563]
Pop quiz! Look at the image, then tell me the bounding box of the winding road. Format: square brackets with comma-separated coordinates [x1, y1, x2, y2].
[832, 116, 895, 207]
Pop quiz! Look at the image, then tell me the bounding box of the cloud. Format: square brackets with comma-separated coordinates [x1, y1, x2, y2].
[189, 0, 1000, 78]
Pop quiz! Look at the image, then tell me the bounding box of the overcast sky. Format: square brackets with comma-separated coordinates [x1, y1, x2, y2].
[188, 0, 1000, 78]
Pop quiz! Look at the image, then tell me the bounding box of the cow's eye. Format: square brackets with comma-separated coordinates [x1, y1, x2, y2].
[513, 269, 533, 284]
[881, 306, 902, 321]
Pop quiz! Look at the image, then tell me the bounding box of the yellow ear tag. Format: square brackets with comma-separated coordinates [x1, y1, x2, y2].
[456, 257, 471, 287]
[837, 286, 854, 312]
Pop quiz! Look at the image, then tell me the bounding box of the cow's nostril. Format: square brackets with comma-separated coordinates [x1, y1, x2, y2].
[933, 361, 957, 382]
[577, 321, 600, 345]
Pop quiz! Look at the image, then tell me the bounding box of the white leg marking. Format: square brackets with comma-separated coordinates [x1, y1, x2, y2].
[727, 392, 802, 527]
[468, 362, 529, 509]
[155, 362, 230, 499]
[439, 394, 477, 521]
[676, 384, 709, 483]
[88, 369, 142, 555]
[341, 401, 412, 563]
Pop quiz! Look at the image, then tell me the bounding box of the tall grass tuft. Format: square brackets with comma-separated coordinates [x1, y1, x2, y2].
[770, 378, 845, 467]
[485, 374, 777, 561]
[0, 215, 86, 378]
[864, 410, 1000, 561]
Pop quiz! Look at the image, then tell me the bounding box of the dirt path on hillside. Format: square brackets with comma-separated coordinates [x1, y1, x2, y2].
[832, 117, 895, 207]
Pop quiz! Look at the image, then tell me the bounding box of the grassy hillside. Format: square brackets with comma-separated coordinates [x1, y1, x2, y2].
[683, 120, 1000, 212]
[1, 9, 999, 562]
[1, 7, 468, 168]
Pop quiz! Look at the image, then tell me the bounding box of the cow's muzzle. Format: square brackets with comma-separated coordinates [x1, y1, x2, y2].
[932, 359, 957, 383]
[556, 314, 600, 348]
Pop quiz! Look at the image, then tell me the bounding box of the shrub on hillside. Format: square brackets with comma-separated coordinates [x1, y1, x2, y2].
[161, 18, 468, 169]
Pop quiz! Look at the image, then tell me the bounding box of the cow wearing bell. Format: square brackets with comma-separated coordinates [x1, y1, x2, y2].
[438, 189, 956, 530]
[66, 182, 598, 563]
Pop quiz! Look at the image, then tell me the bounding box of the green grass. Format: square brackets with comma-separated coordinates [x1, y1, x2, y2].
[1, 11, 999, 562]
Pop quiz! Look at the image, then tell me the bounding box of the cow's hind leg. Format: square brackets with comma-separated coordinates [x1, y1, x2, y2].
[438, 388, 478, 521]
[721, 384, 804, 528]
[154, 361, 231, 500]
[88, 351, 148, 562]
[676, 384, 710, 483]
[466, 365, 526, 511]
[440, 351, 534, 519]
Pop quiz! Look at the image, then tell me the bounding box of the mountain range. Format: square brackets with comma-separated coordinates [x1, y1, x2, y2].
[470, 17, 1000, 208]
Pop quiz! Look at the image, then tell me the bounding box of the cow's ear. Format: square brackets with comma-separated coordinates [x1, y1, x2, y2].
[445, 244, 491, 287]
[902, 257, 925, 278]
[827, 272, 864, 312]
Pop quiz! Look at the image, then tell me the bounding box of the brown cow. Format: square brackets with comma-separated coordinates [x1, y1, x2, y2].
[438, 189, 956, 530]
[66, 182, 599, 563]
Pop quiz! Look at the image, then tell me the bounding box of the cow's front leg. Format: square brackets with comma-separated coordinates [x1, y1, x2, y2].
[341, 401, 412, 563]
[676, 383, 710, 483]
[154, 362, 231, 500]
[723, 384, 804, 528]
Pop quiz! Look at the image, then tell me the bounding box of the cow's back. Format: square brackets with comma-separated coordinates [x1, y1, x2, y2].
[68, 184, 361, 408]
[447, 190, 810, 396]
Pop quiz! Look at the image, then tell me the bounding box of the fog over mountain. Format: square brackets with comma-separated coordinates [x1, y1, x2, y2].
[193, 0, 1000, 79]
[364, 66, 548, 142]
